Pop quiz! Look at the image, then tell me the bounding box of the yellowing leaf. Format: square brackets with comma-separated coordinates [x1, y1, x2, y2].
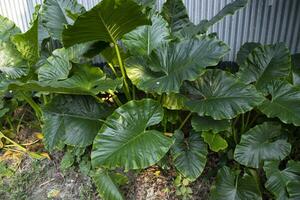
[35, 132, 44, 140]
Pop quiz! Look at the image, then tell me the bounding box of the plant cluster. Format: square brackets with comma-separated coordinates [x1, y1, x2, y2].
[1, 0, 300, 199]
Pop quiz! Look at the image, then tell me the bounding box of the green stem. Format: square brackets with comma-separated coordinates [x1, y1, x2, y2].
[108, 63, 118, 77]
[114, 43, 131, 100]
[179, 112, 192, 130]
[132, 85, 136, 100]
[232, 116, 239, 144]
[6, 117, 15, 132]
[16, 112, 25, 133]
[42, 94, 48, 105]
[249, 168, 263, 194]
[21, 93, 42, 119]
[241, 114, 245, 133]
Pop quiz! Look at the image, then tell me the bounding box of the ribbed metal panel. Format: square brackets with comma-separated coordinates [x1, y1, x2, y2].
[0, 0, 299, 60]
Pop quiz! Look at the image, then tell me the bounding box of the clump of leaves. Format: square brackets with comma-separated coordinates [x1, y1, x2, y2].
[1, 0, 300, 199]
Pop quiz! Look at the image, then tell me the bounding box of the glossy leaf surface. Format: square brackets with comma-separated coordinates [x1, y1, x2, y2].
[42, 95, 111, 150]
[92, 99, 174, 170]
[185, 69, 264, 120]
[210, 166, 262, 200]
[41, 0, 85, 40]
[238, 43, 291, 91]
[259, 80, 300, 126]
[234, 122, 291, 168]
[264, 160, 300, 200]
[123, 14, 169, 56]
[126, 37, 229, 94]
[202, 132, 228, 152]
[63, 0, 151, 46]
[172, 130, 207, 181]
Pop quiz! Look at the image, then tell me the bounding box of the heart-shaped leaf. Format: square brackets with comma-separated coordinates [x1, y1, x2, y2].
[41, 0, 85, 41]
[210, 166, 262, 200]
[123, 14, 169, 56]
[92, 99, 174, 170]
[234, 122, 291, 168]
[237, 43, 291, 91]
[185, 69, 264, 120]
[42, 95, 111, 150]
[264, 160, 300, 200]
[201, 132, 228, 152]
[63, 0, 151, 47]
[126, 37, 229, 94]
[171, 130, 207, 181]
[259, 80, 300, 126]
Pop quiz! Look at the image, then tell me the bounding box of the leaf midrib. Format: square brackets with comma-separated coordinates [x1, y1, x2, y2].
[97, 11, 116, 43]
[103, 129, 153, 163]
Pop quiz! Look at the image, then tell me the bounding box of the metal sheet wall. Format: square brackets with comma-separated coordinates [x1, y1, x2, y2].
[0, 0, 299, 60]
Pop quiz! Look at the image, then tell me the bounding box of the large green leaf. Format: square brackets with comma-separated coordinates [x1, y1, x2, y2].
[291, 53, 300, 85]
[126, 36, 229, 94]
[236, 42, 261, 65]
[41, 0, 85, 41]
[201, 131, 228, 152]
[92, 99, 174, 170]
[171, 130, 207, 181]
[210, 166, 262, 200]
[42, 95, 111, 150]
[237, 43, 291, 91]
[38, 48, 71, 83]
[287, 181, 300, 199]
[11, 13, 39, 63]
[2, 65, 122, 96]
[0, 41, 28, 79]
[38, 43, 93, 83]
[122, 14, 169, 56]
[185, 69, 264, 120]
[161, 0, 191, 33]
[92, 170, 124, 200]
[264, 160, 300, 200]
[196, 0, 248, 34]
[258, 80, 300, 126]
[168, 0, 248, 38]
[192, 115, 230, 133]
[0, 15, 20, 41]
[234, 122, 291, 168]
[63, 0, 151, 47]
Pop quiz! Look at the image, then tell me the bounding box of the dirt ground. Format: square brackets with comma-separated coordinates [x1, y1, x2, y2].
[0, 151, 217, 200]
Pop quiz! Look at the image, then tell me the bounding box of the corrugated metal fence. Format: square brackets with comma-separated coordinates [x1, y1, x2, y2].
[0, 0, 299, 60]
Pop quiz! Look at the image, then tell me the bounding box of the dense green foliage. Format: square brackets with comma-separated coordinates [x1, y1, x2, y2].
[1, 0, 300, 199]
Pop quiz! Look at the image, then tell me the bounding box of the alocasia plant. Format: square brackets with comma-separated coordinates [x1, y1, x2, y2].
[1, 0, 300, 199]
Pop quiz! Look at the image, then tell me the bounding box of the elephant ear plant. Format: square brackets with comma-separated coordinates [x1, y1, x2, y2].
[1, 0, 300, 199]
